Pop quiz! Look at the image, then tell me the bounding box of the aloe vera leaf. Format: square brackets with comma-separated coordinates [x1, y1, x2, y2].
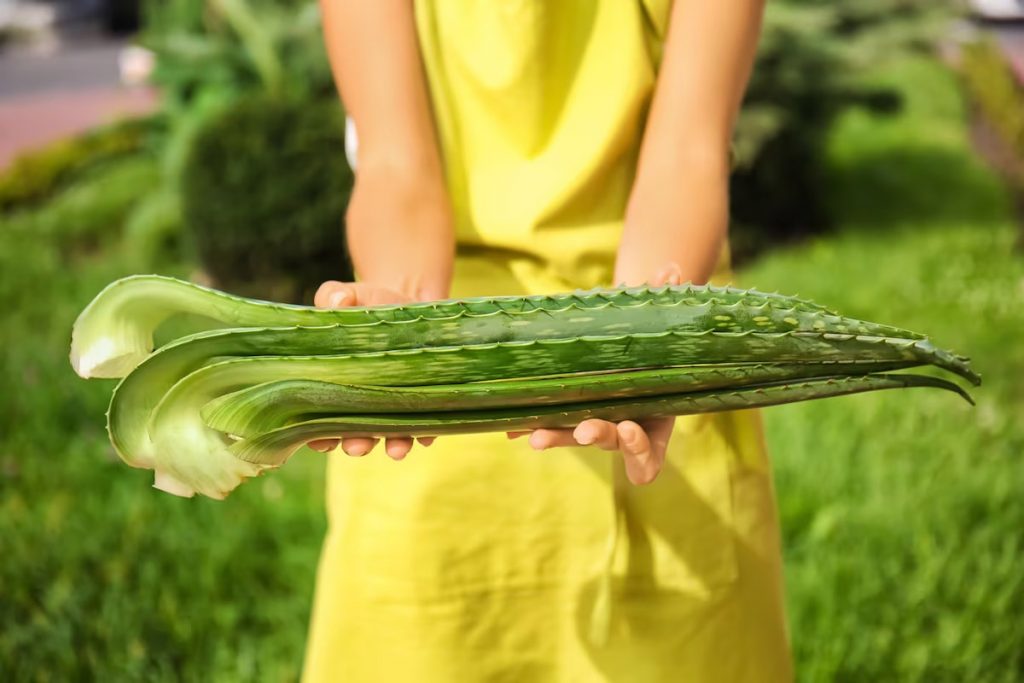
[110, 328, 961, 461]
[201, 361, 923, 438]
[123, 327, 971, 498]
[116, 326, 979, 461]
[228, 374, 973, 466]
[72, 275, 867, 378]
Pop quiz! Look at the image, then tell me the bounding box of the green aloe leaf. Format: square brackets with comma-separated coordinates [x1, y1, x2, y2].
[228, 374, 973, 466]
[70, 275, 978, 499]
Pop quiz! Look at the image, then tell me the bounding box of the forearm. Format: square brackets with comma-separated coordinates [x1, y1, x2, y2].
[616, 0, 763, 287]
[321, 0, 454, 300]
[321, 0, 443, 177]
[617, 158, 728, 286]
[345, 166, 454, 301]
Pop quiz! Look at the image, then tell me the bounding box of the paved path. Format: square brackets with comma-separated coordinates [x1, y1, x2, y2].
[0, 86, 157, 168]
[0, 30, 158, 168]
[0, 34, 126, 98]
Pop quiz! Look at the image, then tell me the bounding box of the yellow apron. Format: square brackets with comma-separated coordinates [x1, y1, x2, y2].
[304, 2, 791, 681]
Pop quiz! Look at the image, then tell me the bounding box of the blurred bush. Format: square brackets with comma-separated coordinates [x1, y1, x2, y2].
[142, 0, 335, 110]
[731, 0, 951, 258]
[136, 0, 349, 300]
[181, 94, 353, 302]
[3, 156, 162, 253]
[0, 119, 150, 213]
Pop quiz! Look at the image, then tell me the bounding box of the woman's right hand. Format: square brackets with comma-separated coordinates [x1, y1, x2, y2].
[308, 280, 438, 460]
[308, 163, 454, 461]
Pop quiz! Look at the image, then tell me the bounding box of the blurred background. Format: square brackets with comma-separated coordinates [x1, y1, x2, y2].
[1, 0, 1022, 680]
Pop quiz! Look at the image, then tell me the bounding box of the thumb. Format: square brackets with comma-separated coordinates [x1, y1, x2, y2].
[315, 281, 410, 308]
[650, 262, 683, 287]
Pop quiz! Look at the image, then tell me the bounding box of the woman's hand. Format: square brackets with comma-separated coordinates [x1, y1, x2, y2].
[510, 263, 685, 486]
[309, 159, 454, 462]
[310, 265, 681, 480]
[307, 280, 438, 460]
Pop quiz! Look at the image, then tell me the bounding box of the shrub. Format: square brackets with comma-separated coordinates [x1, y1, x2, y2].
[3, 155, 161, 254]
[730, 0, 952, 259]
[180, 94, 353, 302]
[0, 119, 149, 213]
[142, 0, 334, 111]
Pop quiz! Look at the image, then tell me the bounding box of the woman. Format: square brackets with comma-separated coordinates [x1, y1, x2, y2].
[305, 1, 790, 680]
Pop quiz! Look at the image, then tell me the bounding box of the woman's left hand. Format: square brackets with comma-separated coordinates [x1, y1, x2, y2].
[510, 263, 685, 486]
[512, 416, 675, 486]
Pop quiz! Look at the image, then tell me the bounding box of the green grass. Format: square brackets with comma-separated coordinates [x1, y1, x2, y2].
[0, 161, 326, 682]
[742, 59, 1024, 681]
[1, 57, 1021, 681]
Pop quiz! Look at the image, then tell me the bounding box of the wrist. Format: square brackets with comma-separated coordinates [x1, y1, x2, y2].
[354, 139, 446, 185]
[617, 177, 728, 287]
[345, 165, 454, 302]
[354, 155, 448, 201]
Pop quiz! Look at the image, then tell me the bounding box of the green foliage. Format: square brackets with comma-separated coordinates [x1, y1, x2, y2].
[745, 58, 1024, 681]
[0, 119, 149, 213]
[0, 248, 321, 682]
[181, 95, 353, 301]
[2, 156, 161, 252]
[731, 0, 952, 258]
[123, 187, 186, 263]
[0, 171, 323, 681]
[139, 0, 345, 300]
[142, 0, 333, 112]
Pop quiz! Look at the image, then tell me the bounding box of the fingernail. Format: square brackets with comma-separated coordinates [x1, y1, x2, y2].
[329, 290, 351, 308]
[346, 444, 369, 457]
[575, 432, 594, 446]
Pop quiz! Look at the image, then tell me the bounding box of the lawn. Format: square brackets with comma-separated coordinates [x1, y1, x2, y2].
[1, 58, 1021, 681]
[744, 59, 1024, 681]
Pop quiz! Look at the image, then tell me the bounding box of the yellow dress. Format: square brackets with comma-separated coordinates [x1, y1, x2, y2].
[303, 2, 792, 681]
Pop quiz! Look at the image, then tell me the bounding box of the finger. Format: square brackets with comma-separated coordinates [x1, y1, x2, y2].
[572, 419, 620, 450]
[416, 436, 435, 447]
[528, 429, 579, 450]
[314, 281, 354, 308]
[315, 281, 410, 308]
[506, 431, 530, 440]
[650, 262, 683, 287]
[385, 437, 414, 460]
[347, 282, 410, 306]
[341, 437, 377, 457]
[617, 421, 659, 485]
[309, 439, 339, 453]
[643, 417, 675, 459]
